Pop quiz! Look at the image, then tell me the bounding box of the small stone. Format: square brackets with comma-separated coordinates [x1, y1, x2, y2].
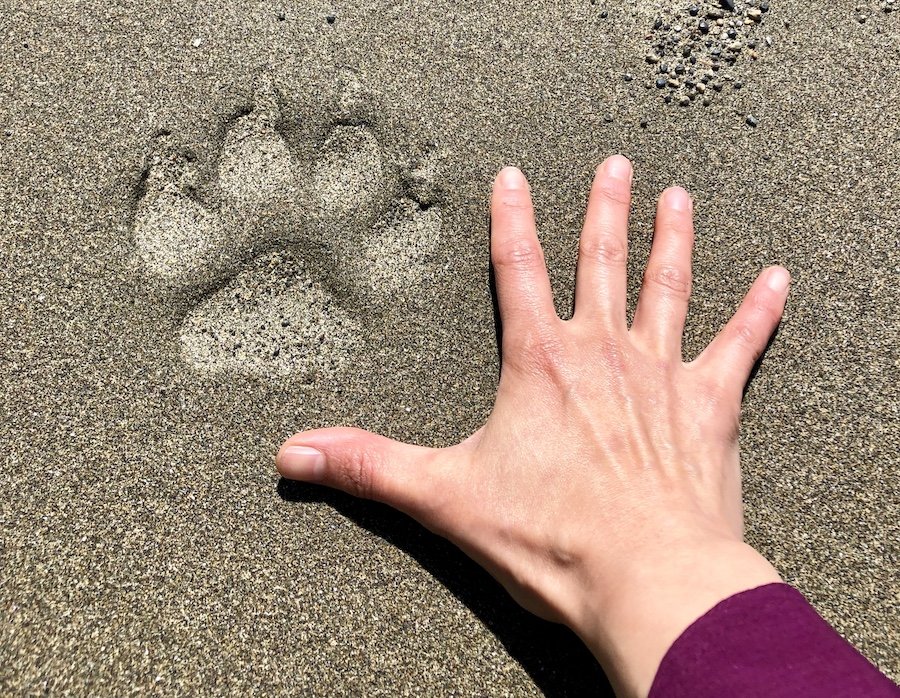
[600, 10, 609, 18]
[604, 113, 614, 123]
[624, 73, 633, 82]
[707, 8, 725, 19]
[654, 18, 664, 29]
[664, 94, 673, 103]
[760, 1, 770, 11]
[640, 117, 649, 128]
[719, 0, 735, 12]
[656, 77, 668, 88]
[696, 82, 706, 93]
[733, 81, 743, 90]
[191, 37, 203, 47]
[646, 52, 661, 63]
[276, 10, 286, 21]
[712, 82, 724, 91]
[746, 114, 759, 127]
[689, 6, 700, 16]
[326, 14, 336, 24]
[699, 19, 710, 33]
[747, 8, 763, 21]
[678, 95, 691, 106]
[667, 77, 681, 88]
[703, 97, 712, 106]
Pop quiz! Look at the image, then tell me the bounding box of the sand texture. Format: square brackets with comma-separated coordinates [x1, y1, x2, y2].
[1, 0, 898, 695]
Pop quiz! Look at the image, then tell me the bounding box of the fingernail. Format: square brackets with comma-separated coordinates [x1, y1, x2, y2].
[498, 166, 527, 190]
[766, 267, 791, 293]
[604, 155, 632, 182]
[278, 446, 327, 481]
[666, 187, 692, 212]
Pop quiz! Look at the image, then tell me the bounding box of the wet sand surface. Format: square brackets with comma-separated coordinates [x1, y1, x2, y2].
[0, 1, 897, 694]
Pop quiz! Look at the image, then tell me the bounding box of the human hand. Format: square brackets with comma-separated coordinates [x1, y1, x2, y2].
[276, 156, 789, 697]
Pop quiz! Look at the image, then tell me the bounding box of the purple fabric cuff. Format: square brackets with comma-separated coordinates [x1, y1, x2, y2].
[649, 582, 900, 698]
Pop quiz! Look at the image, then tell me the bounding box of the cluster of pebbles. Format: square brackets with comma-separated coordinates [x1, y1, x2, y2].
[639, 0, 772, 111]
[855, 0, 897, 21]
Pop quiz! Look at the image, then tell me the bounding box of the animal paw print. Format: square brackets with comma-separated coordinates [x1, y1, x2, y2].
[133, 71, 444, 378]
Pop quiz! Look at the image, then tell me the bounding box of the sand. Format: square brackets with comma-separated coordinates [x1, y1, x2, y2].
[0, 0, 897, 694]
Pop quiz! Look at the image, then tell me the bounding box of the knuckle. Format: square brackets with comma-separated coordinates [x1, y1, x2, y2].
[594, 179, 632, 206]
[579, 234, 628, 267]
[694, 378, 740, 442]
[750, 291, 781, 323]
[646, 264, 691, 297]
[342, 446, 378, 499]
[731, 322, 763, 362]
[511, 325, 568, 378]
[529, 332, 567, 371]
[492, 238, 544, 272]
[596, 335, 626, 372]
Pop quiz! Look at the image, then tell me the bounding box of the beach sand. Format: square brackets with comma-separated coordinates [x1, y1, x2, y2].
[1, 0, 897, 694]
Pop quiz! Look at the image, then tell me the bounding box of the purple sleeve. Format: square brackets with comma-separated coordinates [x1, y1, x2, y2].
[649, 583, 900, 698]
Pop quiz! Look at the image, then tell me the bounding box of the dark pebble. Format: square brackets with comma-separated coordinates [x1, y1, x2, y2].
[600, 10, 609, 18]
[624, 73, 633, 82]
[664, 94, 673, 103]
[712, 82, 724, 91]
[656, 77, 668, 88]
[733, 81, 743, 90]
[604, 113, 614, 123]
[727, 28, 737, 39]
[760, 1, 769, 11]
[720, 0, 735, 11]
[654, 18, 663, 29]
[640, 117, 649, 128]
[689, 5, 700, 16]
[746, 114, 759, 127]
[326, 14, 336, 24]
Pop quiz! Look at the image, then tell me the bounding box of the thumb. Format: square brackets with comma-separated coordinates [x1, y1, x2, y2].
[276, 427, 444, 515]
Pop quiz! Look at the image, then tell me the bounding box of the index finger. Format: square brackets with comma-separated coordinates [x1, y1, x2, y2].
[490, 167, 557, 342]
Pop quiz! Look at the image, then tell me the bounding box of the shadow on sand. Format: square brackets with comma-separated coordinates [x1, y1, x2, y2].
[277, 479, 613, 697]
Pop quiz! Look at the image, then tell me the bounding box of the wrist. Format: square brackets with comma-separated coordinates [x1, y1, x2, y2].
[571, 537, 781, 697]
